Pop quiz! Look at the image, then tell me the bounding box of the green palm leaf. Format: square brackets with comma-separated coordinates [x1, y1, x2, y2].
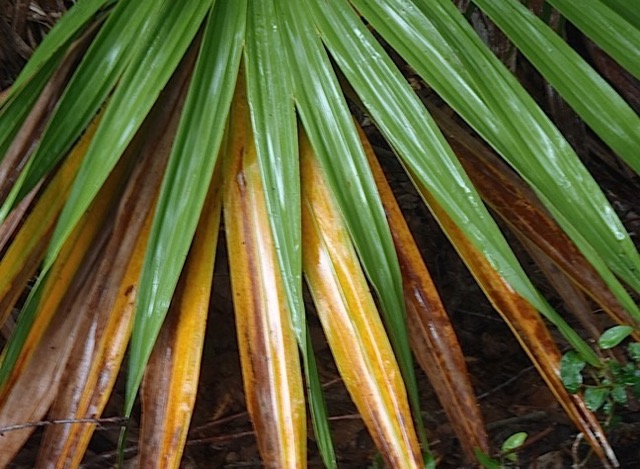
[327, 0, 597, 363]
[43, 0, 211, 272]
[127, 0, 244, 415]
[546, 0, 640, 79]
[472, 0, 640, 175]
[600, 0, 640, 29]
[278, 1, 432, 459]
[358, 0, 640, 297]
[1, 0, 162, 218]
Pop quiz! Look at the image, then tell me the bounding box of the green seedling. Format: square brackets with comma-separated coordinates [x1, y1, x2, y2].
[474, 432, 528, 468]
[561, 326, 640, 415]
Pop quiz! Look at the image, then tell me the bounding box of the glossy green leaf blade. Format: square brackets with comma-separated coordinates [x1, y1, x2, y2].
[0, 273, 46, 386]
[279, 0, 406, 374]
[461, 0, 640, 317]
[245, 3, 335, 466]
[3, 0, 161, 215]
[245, 0, 302, 351]
[303, 326, 336, 468]
[278, 0, 430, 458]
[126, 0, 247, 416]
[320, 0, 597, 365]
[318, 0, 525, 301]
[547, 0, 640, 79]
[600, 0, 640, 30]
[3, 0, 113, 98]
[359, 0, 640, 295]
[44, 0, 211, 270]
[473, 0, 640, 174]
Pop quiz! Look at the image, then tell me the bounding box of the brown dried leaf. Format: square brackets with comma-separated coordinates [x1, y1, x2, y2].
[410, 170, 618, 467]
[0, 24, 94, 205]
[429, 102, 635, 330]
[0, 111, 101, 328]
[138, 165, 222, 468]
[223, 73, 306, 468]
[0, 155, 125, 465]
[34, 57, 195, 466]
[356, 123, 489, 462]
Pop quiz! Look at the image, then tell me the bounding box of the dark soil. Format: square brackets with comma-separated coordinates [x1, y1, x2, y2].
[1, 1, 639, 468]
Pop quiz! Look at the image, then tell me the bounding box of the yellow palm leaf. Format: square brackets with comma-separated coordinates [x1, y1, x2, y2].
[0, 135, 128, 465]
[138, 165, 222, 468]
[300, 132, 422, 468]
[0, 111, 101, 327]
[223, 73, 306, 468]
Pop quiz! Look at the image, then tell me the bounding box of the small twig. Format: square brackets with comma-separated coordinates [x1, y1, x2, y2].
[0, 416, 127, 435]
[476, 365, 536, 400]
[571, 432, 587, 468]
[187, 430, 255, 447]
[189, 411, 248, 436]
[322, 377, 344, 388]
[328, 413, 362, 422]
[486, 411, 550, 431]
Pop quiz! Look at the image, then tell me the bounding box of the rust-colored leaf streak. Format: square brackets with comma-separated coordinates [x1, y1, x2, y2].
[0, 140, 128, 465]
[36, 204, 151, 468]
[34, 58, 194, 467]
[0, 183, 40, 255]
[0, 31, 89, 206]
[223, 74, 306, 468]
[410, 174, 618, 467]
[429, 103, 636, 330]
[300, 132, 422, 468]
[0, 248, 103, 466]
[357, 123, 489, 462]
[138, 164, 222, 468]
[0, 110, 102, 327]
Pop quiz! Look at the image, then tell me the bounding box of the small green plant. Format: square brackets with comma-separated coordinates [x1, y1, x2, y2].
[561, 326, 640, 416]
[474, 432, 528, 468]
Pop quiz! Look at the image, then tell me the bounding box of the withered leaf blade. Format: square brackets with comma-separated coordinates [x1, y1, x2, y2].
[0, 31, 90, 209]
[222, 75, 306, 468]
[138, 166, 222, 468]
[429, 102, 638, 327]
[35, 60, 193, 466]
[0, 111, 101, 328]
[412, 175, 618, 468]
[300, 132, 422, 468]
[0, 151, 126, 466]
[357, 123, 489, 462]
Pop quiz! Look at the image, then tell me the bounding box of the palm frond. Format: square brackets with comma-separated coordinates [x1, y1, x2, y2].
[0, 0, 638, 467]
[127, 0, 244, 417]
[224, 75, 306, 467]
